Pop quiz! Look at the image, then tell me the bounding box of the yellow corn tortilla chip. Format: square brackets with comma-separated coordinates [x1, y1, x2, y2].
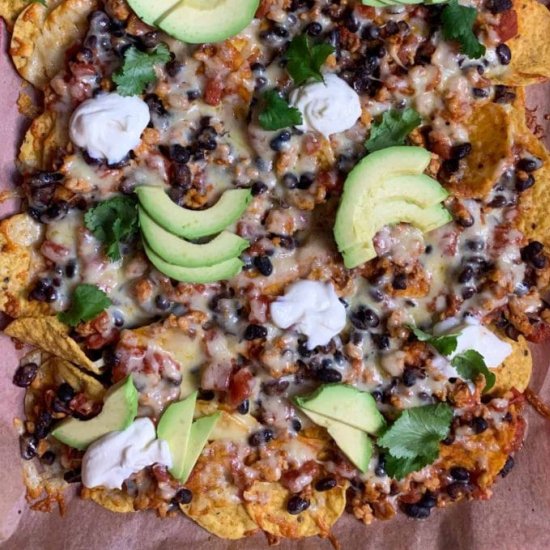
[5, 316, 100, 374]
[496, 0, 550, 86]
[490, 336, 532, 395]
[446, 102, 513, 199]
[0, 0, 32, 29]
[18, 109, 70, 174]
[10, 0, 97, 89]
[0, 213, 47, 318]
[181, 441, 258, 539]
[243, 481, 347, 539]
[81, 488, 136, 513]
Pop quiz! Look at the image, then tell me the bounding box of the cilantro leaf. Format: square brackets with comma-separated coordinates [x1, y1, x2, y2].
[384, 452, 437, 481]
[378, 403, 453, 459]
[409, 326, 458, 356]
[451, 350, 496, 392]
[113, 44, 171, 96]
[286, 35, 335, 86]
[441, 0, 486, 59]
[58, 284, 112, 327]
[365, 108, 422, 153]
[84, 196, 139, 261]
[258, 90, 303, 131]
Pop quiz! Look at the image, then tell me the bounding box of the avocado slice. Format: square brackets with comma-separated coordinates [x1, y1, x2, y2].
[144, 243, 243, 283]
[51, 376, 138, 450]
[361, 0, 392, 6]
[294, 383, 386, 435]
[158, 0, 260, 45]
[139, 208, 249, 268]
[157, 391, 198, 481]
[341, 202, 453, 268]
[300, 408, 373, 473]
[180, 413, 221, 483]
[126, 0, 180, 25]
[136, 186, 252, 240]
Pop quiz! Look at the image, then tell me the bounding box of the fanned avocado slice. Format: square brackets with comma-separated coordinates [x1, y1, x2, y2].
[136, 186, 252, 240]
[144, 243, 244, 283]
[139, 208, 248, 268]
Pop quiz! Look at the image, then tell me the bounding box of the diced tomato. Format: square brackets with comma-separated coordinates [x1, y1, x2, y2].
[495, 10, 518, 42]
[204, 78, 224, 106]
[228, 368, 253, 405]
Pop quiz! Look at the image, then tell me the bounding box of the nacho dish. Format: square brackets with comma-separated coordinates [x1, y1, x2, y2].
[2, 0, 550, 543]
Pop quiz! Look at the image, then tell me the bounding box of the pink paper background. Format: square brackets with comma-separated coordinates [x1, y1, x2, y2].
[1, 20, 550, 550]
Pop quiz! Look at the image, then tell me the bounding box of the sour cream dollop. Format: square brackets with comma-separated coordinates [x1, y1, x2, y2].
[434, 317, 513, 369]
[270, 280, 346, 349]
[69, 93, 150, 164]
[290, 73, 362, 137]
[82, 417, 172, 490]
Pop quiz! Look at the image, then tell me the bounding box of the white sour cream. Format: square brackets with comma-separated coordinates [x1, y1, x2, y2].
[69, 93, 150, 164]
[270, 280, 346, 349]
[434, 317, 513, 369]
[290, 74, 362, 137]
[82, 417, 172, 490]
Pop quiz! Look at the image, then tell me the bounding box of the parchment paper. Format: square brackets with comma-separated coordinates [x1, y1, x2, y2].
[1, 20, 549, 550]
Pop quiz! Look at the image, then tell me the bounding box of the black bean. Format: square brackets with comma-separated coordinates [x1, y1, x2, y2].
[29, 280, 52, 303]
[494, 85, 516, 104]
[372, 390, 383, 403]
[496, 44, 511, 65]
[270, 131, 292, 152]
[254, 255, 273, 276]
[486, 0, 512, 14]
[287, 495, 310, 515]
[451, 143, 472, 160]
[521, 241, 543, 264]
[458, 266, 474, 283]
[282, 173, 298, 189]
[402, 502, 431, 519]
[198, 388, 215, 401]
[402, 367, 417, 388]
[297, 173, 315, 190]
[249, 428, 274, 446]
[461, 286, 476, 300]
[442, 433, 455, 446]
[292, 418, 302, 432]
[517, 157, 541, 172]
[499, 455, 515, 477]
[350, 306, 380, 330]
[515, 173, 535, 192]
[392, 273, 408, 290]
[20, 435, 38, 460]
[171, 164, 192, 189]
[446, 481, 472, 500]
[237, 399, 249, 415]
[297, 339, 312, 357]
[244, 324, 268, 340]
[471, 416, 488, 434]
[251, 181, 268, 196]
[144, 94, 168, 117]
[372, 333, 390, 350]
[172, 488, 193, 505]
[168, 144, 190, 164]
[488, 194, 507, 208]
[450, 466, 470, 482]
[472, 87, 489, 98]
[466, 239, 484, 251]
[187, 90, 200, 101]
[375, 455, 386, 477]
[420, 492, 437, 509]
[139, 31, 161, 49]
[34, 411, 52, 439]
[13, 363, 39, 388]
[442, 158, 460, 174]
[155, 294, 172, 311]
[362, 25, 380, 40]
[63, 469, 82, 484]
[315, 477, 337, 492]
[40, 450, 56, 466]
[316, 368, 342, 383]
[345, 14, 359, 33]
[383, 21, 399, 37]
[306, 22, 323, 36]
[532, 255, 547, 269]
[57, 383, 75, 403]
[166, 59, 183, 77]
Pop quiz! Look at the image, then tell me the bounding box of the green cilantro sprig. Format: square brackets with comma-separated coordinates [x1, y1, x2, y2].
[84, 196, 139, 261]
[58, 284, 112, 327]
[286, 35, 335, 86]
[409, 326, 458, 357]
[378, 404, 453, 479]
[451, 350, 496, 392]
[365, 108, 422, 153]
[258, 90, 303, 131]
[441, 0, 486, 59]
[113, 44, 171, 96]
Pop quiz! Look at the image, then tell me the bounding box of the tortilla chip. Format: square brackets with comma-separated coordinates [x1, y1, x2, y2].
[0, 0, 32, 29]
[81, 488, 136, 513]
[18, 109, 70, 174]
[496, 0, 550, 86]
[0, 213, 47, 318]
[509, 92, 550, 249]
[10, 0, 97, 89]
[181, 441, 258, 539]
[446, 102, 513, 199]
[45, 356, 105, 400]
[490, 336, 532, 395]
[5, 316, 100, 374]
[243, 481, 347, 539]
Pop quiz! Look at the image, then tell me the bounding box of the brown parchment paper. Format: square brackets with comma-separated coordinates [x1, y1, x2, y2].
[1, 20, 550, 550]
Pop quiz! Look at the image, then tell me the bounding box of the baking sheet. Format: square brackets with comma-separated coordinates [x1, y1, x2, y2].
[1, 19, 550, 550]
